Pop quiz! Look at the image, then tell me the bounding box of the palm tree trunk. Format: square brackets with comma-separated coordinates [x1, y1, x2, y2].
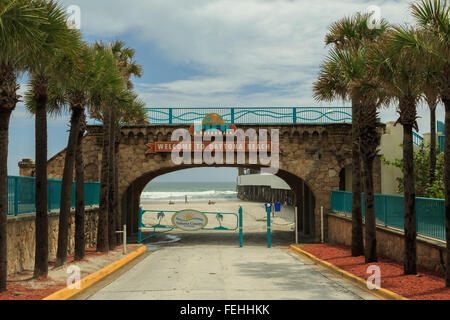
[0, 109, 12, 293]
[430, 105, 437, 185]
[97, 109, 111, 253]
[55, 105, 83, 267]
[363, 159, 377, 262]
[443, 97, 450, 287]
[360, 104, 379, 263]
[114, 129, 121, 244]
[0, 63, 18, 292]
[74, 112, 86, 261]
[403, 122, 417, 275]
[33, 78, 49, 279]
[108, 109, 117, 250]
[351, 100, 364, 256]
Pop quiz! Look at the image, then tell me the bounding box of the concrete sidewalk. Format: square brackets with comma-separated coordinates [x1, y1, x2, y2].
[85, 245, 378, 300]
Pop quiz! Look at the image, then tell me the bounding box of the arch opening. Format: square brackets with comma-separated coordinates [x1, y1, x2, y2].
[120, 165, 316, 244]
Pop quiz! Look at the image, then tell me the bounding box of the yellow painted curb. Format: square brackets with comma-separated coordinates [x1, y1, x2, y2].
[42, 245, 148, 300]
[289, 245, 409, 301]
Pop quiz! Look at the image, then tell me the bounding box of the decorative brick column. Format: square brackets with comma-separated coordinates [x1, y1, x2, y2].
[18, 159, 35, 177]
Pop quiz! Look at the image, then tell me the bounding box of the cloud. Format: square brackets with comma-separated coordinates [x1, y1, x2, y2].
[57, 0, 438, 133]
[62, 1, 413, 102]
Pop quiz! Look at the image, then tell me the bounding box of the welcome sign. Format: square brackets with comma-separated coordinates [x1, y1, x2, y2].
[146, 141, 279, 153]
[172, 209, 208, 231]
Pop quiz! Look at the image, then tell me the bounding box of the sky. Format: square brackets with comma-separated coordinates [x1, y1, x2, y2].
[7, 0, 446, 182]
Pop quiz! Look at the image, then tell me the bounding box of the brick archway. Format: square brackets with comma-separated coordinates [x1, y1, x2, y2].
[120, 165, 319, 238]
[111, 123, 355, 241]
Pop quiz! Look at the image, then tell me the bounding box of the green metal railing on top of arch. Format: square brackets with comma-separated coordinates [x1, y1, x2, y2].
[144, 107, 353, 125]
[144, 106, 429, 146]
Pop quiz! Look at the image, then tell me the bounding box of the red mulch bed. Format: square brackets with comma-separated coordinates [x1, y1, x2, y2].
[0, 245, 139, 300]
[299, 243, 450, 300]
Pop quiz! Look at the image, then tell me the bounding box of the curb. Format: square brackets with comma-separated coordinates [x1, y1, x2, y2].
[289, 245, 409, 301]
[42, 245, 148, 300]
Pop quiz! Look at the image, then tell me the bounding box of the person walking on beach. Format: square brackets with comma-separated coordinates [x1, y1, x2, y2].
[185, 195, 188, 204]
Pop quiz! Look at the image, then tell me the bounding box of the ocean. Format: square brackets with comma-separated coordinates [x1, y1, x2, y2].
[140, 181, 238, 203]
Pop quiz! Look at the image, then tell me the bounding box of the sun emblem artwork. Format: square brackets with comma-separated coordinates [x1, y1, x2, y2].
[171, 209, 208, 231]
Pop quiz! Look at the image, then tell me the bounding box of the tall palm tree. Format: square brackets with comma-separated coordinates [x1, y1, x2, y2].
[314, 13, 387, 259]
[370, 26, 426, 274]
[50, 45, 96, 267]
[25, 0, 81, 276]
[109, 41, 143, 246]
[0, 0, 46, 292]
[89, 44, 126, 253]
[44, 44, 123, 259]
[409, 0, 450, 283]
[89, 41, 144, 250]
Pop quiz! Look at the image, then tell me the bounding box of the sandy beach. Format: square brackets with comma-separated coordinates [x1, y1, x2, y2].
[139, 200, 296, 247]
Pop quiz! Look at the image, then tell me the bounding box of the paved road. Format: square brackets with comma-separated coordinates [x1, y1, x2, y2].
[86, 244, 378, 300]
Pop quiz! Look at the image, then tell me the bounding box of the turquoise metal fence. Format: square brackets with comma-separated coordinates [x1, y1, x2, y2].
[413, 131, 424, 146]
[439, 135, 445, 153]
[7, 176, 100, 216]
[331, 191, 445, 241]
[145, 107, 353, 125]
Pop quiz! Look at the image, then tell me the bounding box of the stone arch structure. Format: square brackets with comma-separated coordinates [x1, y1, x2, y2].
[111, 123, 358, 241]
[43, 123, 382, 242]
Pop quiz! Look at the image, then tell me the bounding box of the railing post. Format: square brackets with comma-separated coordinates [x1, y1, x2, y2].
[239, 206, 243, 247]
[293, 107, 297, 124]
[266, 205, 271, 248]
[231, 108, 235, 124]
[294, 206, 298, 244]
[123, 224, 127, 254]
[138, 207, 143, 243]
[321, 206, 324, 243]
[14, 177, 19, 216]
[169, 108, 173, 124]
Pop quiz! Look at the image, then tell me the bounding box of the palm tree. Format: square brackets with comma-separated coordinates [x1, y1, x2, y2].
[89, 44, 126, 253]
[0, 0, 47, 292]
[409, 0, 449, 283]
[25, 0, 81, 276]
[44, 44, 123, 259]
[370, 26, 426, 274]
[89, 41, 144, 250]
[314, 13, 387, 259]
[50, 45, 96, 267]
[109, 41, 143, 247]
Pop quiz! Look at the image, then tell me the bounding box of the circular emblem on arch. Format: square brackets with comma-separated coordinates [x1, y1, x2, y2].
[172, 209, 208, 231]
[202, 113, 225, 125]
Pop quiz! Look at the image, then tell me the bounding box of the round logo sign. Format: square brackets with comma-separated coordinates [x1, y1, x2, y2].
[171, 209, 208, 231]
[202, 113, 225, 125]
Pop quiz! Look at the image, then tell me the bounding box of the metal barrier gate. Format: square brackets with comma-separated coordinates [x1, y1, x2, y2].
[138, 207, 244, 247]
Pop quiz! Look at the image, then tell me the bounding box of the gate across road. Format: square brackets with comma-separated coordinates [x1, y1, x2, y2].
[138, 207, 244, 247]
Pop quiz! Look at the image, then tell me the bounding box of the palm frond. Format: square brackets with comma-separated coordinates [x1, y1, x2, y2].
[0, 0, 47, 67]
